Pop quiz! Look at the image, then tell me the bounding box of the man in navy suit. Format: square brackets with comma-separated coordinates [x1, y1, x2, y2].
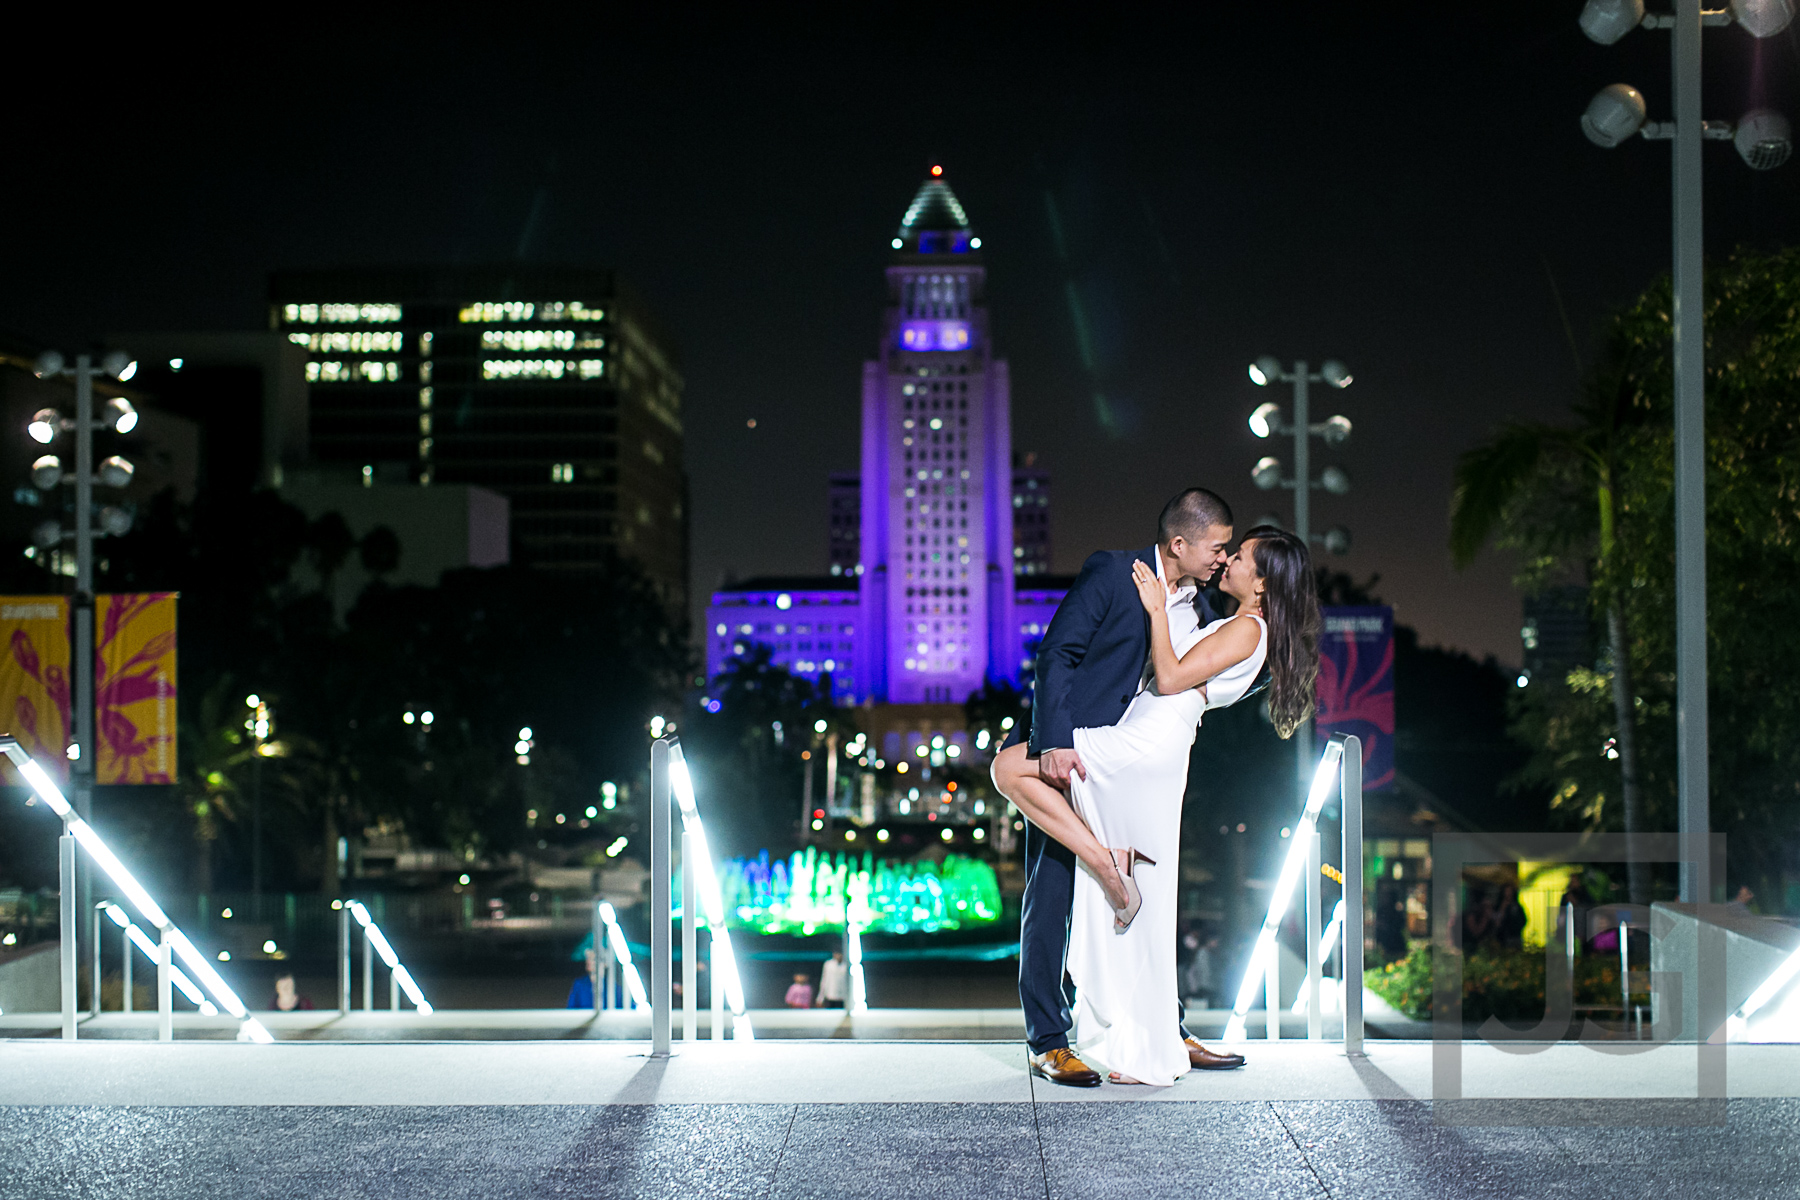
[1000, 487, 1247, 1085]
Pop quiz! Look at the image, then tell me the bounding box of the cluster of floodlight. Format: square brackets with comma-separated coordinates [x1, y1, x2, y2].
[28, 350, 141, 549]
[1246, 357, 1353, 555]
[1580, 0, 1793, 169]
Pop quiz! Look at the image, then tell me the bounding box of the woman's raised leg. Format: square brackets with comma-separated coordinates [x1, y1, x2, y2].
[991, 743, 1129, 911]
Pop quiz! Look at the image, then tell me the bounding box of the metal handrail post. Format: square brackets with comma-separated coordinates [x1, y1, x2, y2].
[390, 970, 399, 1011]
[1265, 947, 1279, 1042]
[649, 737, 672, 1056]
[710, 928, 725, 1040]
[362, 923, 373, 1012]
[1306, 829, 1322, 1041]
[121, 913, 132, 1013]
[681, 830, 697, 1042]
[157, 927, 172, 1041]
[601, 899, 615, 1014]
[1341, 734, 1364, 1055]
[91, 902, 103, 1018]
[59, 832, 76, 1040]
[337, 904, 350, 1015]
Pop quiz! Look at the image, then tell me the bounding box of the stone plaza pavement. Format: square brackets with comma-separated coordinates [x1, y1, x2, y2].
[2, 1039, 1797, 1198]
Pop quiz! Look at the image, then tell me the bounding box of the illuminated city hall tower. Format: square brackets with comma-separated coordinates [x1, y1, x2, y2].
[859, 169, 1016, 704]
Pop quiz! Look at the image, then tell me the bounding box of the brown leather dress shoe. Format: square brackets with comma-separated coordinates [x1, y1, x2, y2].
[1184, 1036, 1245, 1070]
[1029, 1047, 1102, 1087]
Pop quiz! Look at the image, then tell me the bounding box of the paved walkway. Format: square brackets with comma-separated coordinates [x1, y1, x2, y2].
[3, 1041, 1794, 1198]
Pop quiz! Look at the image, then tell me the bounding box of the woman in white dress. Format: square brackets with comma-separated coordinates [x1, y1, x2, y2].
[994, 528, 1321, 1085]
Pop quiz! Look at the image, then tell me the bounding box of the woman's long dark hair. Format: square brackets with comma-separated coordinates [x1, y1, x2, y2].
[1239, 526, 1321, 739]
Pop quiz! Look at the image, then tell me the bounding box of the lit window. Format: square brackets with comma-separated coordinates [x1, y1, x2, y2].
[480, 329, 575, 352]
[459, 301, 536, 323]
[283, 302, 402, 325]
[578, 359, 605, 379]
[551, 462, 576, 483]
[483, 359, 568, 380]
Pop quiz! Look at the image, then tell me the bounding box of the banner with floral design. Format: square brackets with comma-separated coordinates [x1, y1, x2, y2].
[96, 593, 178, 784]
[1316, 605, 1395, 790]
[0, 596, 71, 783]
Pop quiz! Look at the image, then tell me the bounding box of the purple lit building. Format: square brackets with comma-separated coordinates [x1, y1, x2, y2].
[706, 171, 1068, 708]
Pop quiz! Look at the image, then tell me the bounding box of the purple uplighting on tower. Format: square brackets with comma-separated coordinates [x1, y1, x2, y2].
[706, 169, 1065, 707]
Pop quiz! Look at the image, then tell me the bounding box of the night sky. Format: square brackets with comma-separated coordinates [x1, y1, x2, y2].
[6, 7, 1797, 666]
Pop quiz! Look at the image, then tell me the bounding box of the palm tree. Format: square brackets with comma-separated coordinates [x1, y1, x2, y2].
[1449, 354, 1650, 904]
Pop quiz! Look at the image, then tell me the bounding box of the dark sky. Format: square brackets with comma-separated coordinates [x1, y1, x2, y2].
[5, 7, 1797, 666]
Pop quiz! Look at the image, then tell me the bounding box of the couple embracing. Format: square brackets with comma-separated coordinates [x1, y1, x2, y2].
[992, 488, 1321, 1087]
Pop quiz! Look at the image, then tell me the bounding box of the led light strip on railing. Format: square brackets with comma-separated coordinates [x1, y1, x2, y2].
[1224, 739, 1346, 1043]
[1290, 898, 1346, 1015]
[1, 737, 274, 1043]
[669, 744, 754, 1039]
[597, 901, 650, 1009]
[1728, 939, 1800, 1040]
[99, 901, 216, 1014]
[343, 900, 434, 1014]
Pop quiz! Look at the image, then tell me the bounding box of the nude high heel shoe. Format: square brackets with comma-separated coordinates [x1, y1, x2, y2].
[1108, 848, 1156, 932]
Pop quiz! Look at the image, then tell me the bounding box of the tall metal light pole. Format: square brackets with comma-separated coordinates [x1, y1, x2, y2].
[29, 349, 139, 995]
[1246, 356, 1354, 806]
[1578, 0, 1794, 903]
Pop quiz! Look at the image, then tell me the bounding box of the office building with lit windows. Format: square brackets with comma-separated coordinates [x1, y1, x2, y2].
[1012, 455, 1052, 577]
[706, 172, 1071, 715]
[268, 267, 687, 603]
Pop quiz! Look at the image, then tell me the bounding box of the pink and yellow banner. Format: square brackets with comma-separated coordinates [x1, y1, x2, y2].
[96, 593, 177, 785]
[0, 596, 71, 783]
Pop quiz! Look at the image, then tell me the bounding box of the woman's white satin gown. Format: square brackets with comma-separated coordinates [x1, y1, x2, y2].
[1066, 614, 1268, 1085]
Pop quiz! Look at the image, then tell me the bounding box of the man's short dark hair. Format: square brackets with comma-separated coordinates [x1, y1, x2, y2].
[1158, 488, 1234, 544]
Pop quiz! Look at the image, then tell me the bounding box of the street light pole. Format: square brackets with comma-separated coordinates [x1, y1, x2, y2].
[1579, 0, 1797, 903]
[71, 356, 96, 947]
[1247, 356, 1354, 808]
[1669, 0, 1710, 907]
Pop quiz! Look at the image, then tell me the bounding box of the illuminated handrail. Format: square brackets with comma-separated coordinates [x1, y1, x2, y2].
[1225, 733, 1363, 1051]
[1291, 898, 1345, 1015]
[1, 736, 274, 1043]
[668, 739, 753, 1039]
[98, 901, 215, 1014]
[340, 899, 433, 1014]
[598, 900, 649, 1008]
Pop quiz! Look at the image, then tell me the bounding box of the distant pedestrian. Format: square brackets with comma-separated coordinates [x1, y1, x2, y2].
[784, 973, 814, 1008]
[1181, 933, 1220, 1009]
[817, 950, 849, 1008]
[272, 973, 314, 1012]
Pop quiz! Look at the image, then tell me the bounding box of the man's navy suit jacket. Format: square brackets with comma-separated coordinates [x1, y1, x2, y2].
[1020, 546, 1221, 756]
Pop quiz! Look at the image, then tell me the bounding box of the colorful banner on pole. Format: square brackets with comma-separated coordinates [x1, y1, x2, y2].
[96, 593, 178, 784]
[0, 596, 71, 783]
[1316, 605, 1395, 790]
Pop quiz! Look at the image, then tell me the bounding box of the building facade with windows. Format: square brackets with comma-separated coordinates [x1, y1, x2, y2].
[267, 267, 687, 604]
[705, 173, 1070, 708]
